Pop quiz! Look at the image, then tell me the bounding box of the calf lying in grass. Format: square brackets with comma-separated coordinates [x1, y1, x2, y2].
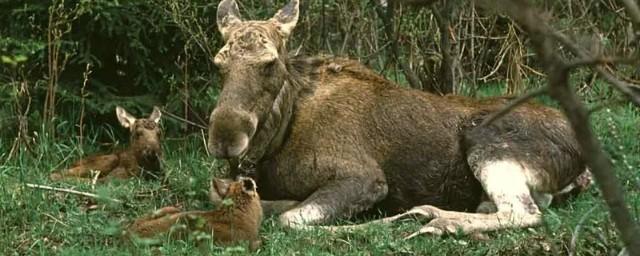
[49, 106, 163, 182]
[126, 177, 263, 251]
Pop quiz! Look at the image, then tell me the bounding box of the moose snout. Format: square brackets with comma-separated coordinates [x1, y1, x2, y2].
[208, 107, 258, 159]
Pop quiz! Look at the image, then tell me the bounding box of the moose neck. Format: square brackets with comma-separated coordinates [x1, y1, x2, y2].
[238, 60, 308, 172]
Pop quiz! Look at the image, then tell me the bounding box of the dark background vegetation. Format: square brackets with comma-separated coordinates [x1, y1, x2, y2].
[2, 0, 638, 144]
[1, 0, 639, 255]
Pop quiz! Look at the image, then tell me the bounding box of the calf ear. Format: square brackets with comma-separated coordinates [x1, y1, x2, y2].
[270, 0, 299, 37]
[149, 106, 162, 124]
[217, 0, 242, 41]
[210, 178, 233, 203]
[116, 106, 136, 128]
[239, 177, 257, 196]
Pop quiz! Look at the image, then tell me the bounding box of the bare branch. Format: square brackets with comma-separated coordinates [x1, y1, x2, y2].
[565, 57, 639, 70]
[375, 0, 424, 90]
[480, 86, 548, 127]
[550, 31, 640, 107]
[620, 0, 640, 29]
[477, 0, 640, 254]
[25, 183, 123, 204]
[161, 109, 207, 130]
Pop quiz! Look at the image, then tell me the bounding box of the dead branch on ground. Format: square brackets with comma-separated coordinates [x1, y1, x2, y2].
[25, 183, 124, 204]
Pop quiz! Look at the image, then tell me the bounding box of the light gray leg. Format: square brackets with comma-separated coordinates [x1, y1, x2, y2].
[279, 176, 388, 229]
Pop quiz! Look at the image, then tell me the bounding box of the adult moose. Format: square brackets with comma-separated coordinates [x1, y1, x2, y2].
[208, 0, 591, 237]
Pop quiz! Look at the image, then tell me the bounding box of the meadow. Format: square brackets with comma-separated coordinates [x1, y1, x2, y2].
[1, 83, 638, 256]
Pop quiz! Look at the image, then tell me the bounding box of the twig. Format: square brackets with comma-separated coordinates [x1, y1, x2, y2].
[550, 31, 640, 107]
[620, 0, 640, 29]
[79, 63, 92, 147]
[161, 109, 207, 130]
[479, 86, 548, 127]
[43, 212, 69, 228]
[569, 205, 597, 256]
[25, 183, 123, 204]
[565, 56, 639, 70]
[91, 170, 100, 191]
[201, 129, 210, 157]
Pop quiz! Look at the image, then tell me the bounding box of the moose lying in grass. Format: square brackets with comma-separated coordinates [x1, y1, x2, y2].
[50, 106, 163, 183]
[127, 176, 263, 251]
[207, 0, 592, 238]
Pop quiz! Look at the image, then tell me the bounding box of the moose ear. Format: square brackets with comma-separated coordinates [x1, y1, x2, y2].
[116, 106, 136, 128]
[217, 0, 242, 41]
[270, 0, 299, 37]
[149, 106, 162, 124]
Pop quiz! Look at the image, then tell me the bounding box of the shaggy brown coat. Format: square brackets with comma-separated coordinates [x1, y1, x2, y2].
[49, 106, 163, 182]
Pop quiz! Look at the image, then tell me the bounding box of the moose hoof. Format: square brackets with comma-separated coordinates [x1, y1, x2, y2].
[404, 218, 461, 240]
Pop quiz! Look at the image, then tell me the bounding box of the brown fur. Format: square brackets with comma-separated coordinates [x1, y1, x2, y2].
[208, 0, 591, 235]
[126, 177, 263, 251]
[49, 106, 163, 182]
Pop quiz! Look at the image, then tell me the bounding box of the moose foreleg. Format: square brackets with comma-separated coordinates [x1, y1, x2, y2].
[278, 176, 388, 229]
[261, 200, 300, 217]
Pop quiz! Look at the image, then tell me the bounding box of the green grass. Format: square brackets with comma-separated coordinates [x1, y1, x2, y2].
[1, 84, 639, 255]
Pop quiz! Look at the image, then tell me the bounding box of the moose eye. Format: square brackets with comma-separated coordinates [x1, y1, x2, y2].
[262, 60, 277, 74]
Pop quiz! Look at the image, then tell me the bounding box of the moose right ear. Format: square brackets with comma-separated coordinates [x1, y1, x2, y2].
[116, 106, 137, 128]
[270, 0, 299, 37]
[217, 0, 242, 41]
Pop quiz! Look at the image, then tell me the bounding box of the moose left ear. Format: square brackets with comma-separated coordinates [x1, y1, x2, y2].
[116, 106, 137, 129]
[149, 106, 162, 124]
[217, 0, 243, 41]
[270, 0, 299, 37]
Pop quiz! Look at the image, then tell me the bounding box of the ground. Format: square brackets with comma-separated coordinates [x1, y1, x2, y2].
[1, 84, 639, 255]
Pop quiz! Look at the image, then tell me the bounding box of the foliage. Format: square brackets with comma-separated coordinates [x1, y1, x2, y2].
[0, 83, 638, 255]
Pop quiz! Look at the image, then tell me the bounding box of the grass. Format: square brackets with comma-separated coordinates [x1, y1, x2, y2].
[1, 84, 639, 256]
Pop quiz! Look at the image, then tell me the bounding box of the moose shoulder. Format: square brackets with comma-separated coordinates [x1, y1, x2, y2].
[209, 0, 591, 236]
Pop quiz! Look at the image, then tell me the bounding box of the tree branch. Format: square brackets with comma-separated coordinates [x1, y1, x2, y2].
[478, 0, 640, 254]
[375, 0, 424, 90]
[549, 31, 640, 107]
[480, 86, 548, 127]
[620, 0, 640, 30]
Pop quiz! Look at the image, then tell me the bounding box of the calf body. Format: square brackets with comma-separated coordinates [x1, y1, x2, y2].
[127, 177, 263, 250]
[49, 106, 163, 182]
[209, 0, 590, 236]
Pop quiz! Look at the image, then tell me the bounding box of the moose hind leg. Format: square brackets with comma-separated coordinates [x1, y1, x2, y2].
[405, 160, 543, 237]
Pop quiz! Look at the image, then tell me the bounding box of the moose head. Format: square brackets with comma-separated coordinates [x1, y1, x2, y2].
[208, 0, 299, 159]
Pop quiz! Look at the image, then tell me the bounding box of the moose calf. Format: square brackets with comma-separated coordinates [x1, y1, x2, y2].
[127, 177, 263, 251]
[49, 106, 163, 182]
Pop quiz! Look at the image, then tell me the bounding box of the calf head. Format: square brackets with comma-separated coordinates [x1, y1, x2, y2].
[209, 176, 259, 205]
[208, 0, 299, 159]
[116, 106, 162, 157]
